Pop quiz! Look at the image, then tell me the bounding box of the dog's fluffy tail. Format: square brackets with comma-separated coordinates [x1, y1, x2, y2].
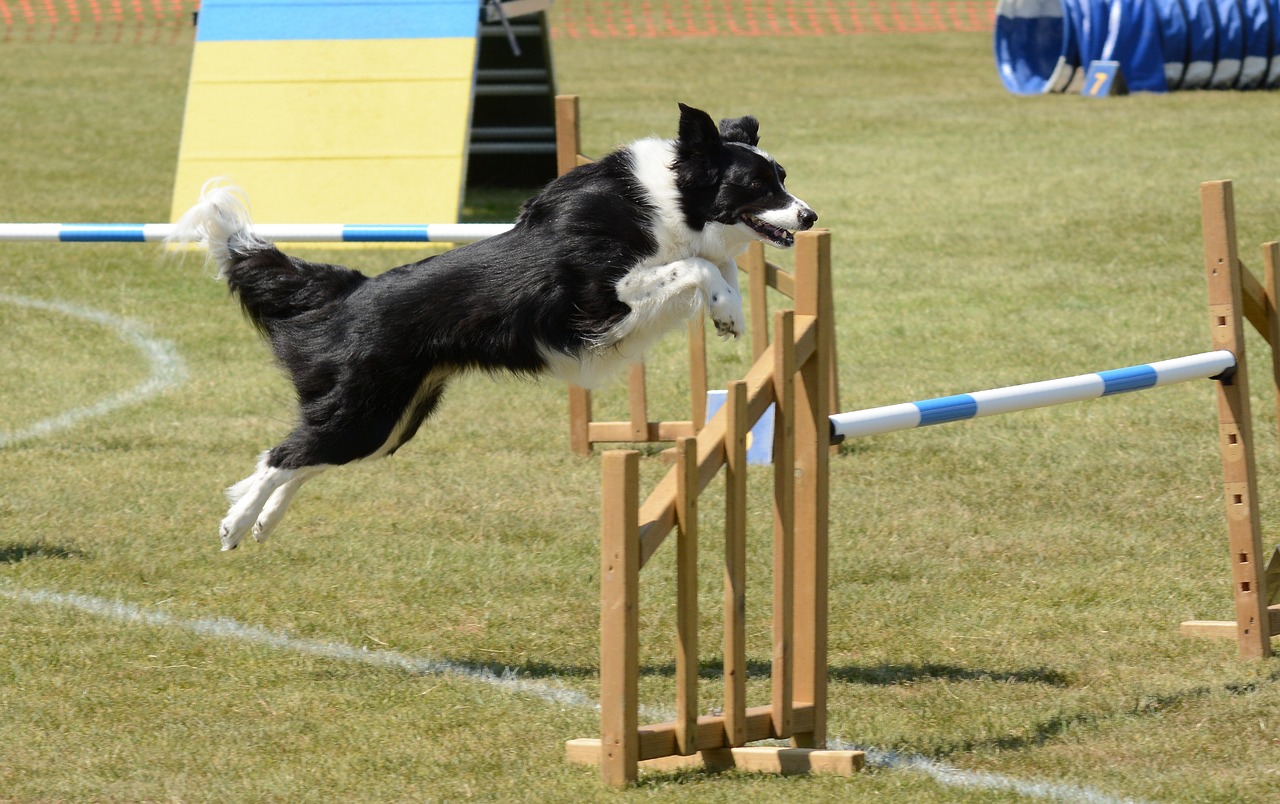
[168, 180, 267, 278]
[169, 180, 367, 334]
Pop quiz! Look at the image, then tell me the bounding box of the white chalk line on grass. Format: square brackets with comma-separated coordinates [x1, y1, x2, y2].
[0, 584, 1147, 803]
[0, 294, 187, 447]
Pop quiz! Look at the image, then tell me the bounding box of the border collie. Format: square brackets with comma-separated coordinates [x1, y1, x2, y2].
[170, 103, 816, 551]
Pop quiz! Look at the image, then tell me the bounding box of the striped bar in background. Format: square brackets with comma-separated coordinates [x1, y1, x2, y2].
[0, 223, 514, 244]
[829, 350, 1236, 440]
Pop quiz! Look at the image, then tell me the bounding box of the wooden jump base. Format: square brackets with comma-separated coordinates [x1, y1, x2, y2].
[566, 228, 865, 785]
[553, 95, 840, 457]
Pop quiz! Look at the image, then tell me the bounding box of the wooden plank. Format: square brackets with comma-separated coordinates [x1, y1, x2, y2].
[695, 746, 864, 775]
[587, 420, 697, 444]
[745, 242, 770, 360]
[765, 261, 796, 298]
[554, 94, 580, 176]
[675, 436, 699, 756]
[599, 451, 640, 787]
[1181, 605, 1280, 638]
[1200, 180, 1271, 659]
[1240, 262, 1273, 347]
[771, 310, 796, 739]
[568, 386, 592, 456]
[567, 703, 815, 765]
[636, 315, 818, 568]
[724, 381, 749, 747]
[628, 363, 649, 441]
[688, 314, 708, 432]
[567, 740, 864, 776]
[1264, 242, 1280, 452]
[791, 230, 832, 745]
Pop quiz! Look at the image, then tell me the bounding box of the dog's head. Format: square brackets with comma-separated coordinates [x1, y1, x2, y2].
[673, 103, 817, 249]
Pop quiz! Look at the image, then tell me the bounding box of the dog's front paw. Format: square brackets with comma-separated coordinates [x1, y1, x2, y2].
[709, 293, 745, 340]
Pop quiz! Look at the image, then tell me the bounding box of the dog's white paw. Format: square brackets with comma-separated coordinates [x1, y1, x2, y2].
[252, 508, 284, 544]
[219, 515, 253, 551]
[709, 292, 745, 340]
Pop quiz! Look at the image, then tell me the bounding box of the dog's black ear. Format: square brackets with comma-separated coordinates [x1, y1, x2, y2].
[719, 115, 760, 147]
[677, 103, 722, 156]
[675, 103, 723, 186]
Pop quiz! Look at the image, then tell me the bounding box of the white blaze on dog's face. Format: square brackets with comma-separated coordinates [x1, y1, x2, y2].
[720, 140, 817, 248]
[674, 104, 818, 249]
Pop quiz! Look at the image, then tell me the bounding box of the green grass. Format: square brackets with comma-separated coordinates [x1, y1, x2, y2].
[3, 21, 1280, 802]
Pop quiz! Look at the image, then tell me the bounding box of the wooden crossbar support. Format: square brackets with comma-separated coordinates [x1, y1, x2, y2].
[570, 230, 860, 786]
[556, 94, 838, 458]
[1178, 180, 1277, 659]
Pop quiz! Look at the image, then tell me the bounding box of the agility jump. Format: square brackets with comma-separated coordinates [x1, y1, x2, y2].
[571, 174, 1276, 786]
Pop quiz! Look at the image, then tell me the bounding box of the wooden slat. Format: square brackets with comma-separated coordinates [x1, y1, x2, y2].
[1200, 180, 1271, 659]
[568, 386, 592, 456]
[1181, 605, 1280, 638]
[1240, 261, 1273, 347]
[591, 703, 814, 760]
[723, 381, 749, 747]
[636, 315, 818, 568]
[554, 94, 580, 177]
[587, 420, 697, 444]
[674, 436, 699, 756]
[567, 739, 864, 776]
[771, 310, 796, 739]
[599, 451, 640, 786]
[744, 242, 770, 360]
[627, 363, 649, 441]
[791, 230, 832, 745]
[1264, 242, 1280, 452]
[688, 314, 708, 431]
[765, 261, 795, 298]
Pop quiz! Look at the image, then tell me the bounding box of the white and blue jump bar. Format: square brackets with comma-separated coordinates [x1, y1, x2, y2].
[0, 223, 514, 244]
[829, 350, 1236, 443]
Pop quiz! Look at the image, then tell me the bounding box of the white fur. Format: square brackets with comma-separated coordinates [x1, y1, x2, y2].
[167, 180, 266, 274]
[221, 453, 329, 551]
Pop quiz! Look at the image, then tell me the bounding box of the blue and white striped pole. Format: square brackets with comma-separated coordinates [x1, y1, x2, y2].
[0, 222, 514, 244]
[829, 350, 1236, 442]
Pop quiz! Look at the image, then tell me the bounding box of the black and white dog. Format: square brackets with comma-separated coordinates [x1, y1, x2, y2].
[171, 103, 816, 551]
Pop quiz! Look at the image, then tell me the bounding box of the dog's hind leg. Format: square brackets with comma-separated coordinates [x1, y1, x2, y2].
[220, 453, 328, 551]
[252, 473, 316, 544]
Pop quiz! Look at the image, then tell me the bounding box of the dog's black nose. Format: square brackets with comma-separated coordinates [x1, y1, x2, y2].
[798, 207, 818, 230]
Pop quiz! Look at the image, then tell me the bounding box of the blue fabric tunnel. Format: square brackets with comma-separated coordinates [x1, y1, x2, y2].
[994, 0, 1280, 93]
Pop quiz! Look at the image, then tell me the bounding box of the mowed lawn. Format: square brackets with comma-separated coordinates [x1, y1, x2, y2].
[3, 10, 1280, 802]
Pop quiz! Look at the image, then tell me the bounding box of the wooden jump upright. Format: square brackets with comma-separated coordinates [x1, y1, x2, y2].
[555, 95, 839, 457]
[1181, 179, 1279, 659]
[565, 227, 863, 785]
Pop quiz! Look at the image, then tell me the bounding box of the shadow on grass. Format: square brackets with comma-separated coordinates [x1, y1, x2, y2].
[920, 669, 1280, 757]
[0, 542, 85, 563]
[456, 656, 1070, 687]
[829, 662, 1071, 686]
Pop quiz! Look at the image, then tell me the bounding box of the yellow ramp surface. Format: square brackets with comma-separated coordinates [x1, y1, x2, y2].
[170, 1, 478, 227]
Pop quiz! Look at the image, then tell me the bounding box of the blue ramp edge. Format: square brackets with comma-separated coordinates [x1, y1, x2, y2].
[196, 0, 480, 41]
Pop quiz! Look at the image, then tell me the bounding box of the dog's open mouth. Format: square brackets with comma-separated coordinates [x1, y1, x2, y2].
[740, 214, 796, 248]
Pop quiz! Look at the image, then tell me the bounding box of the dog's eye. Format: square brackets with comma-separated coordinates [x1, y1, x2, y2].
[749, 180, 765, 191]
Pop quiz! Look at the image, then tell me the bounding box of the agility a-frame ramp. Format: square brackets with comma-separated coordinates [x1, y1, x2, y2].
[170, 0, 481, 232]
